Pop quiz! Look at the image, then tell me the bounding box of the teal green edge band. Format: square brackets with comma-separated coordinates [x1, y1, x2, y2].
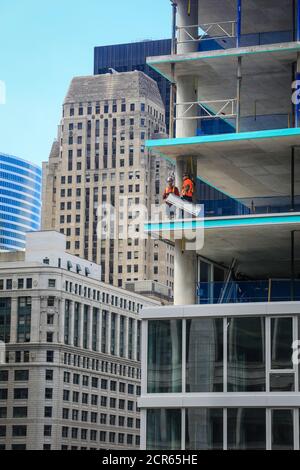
[144, 214, 300, 233]
[146, 127, 300, 149]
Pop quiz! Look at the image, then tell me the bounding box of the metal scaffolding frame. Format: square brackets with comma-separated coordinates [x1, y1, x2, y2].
[175, 99, 238, 121]
[176, 21, 237, 44]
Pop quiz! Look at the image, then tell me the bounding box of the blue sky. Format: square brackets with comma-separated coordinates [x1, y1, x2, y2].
[0, 0, 170, 167]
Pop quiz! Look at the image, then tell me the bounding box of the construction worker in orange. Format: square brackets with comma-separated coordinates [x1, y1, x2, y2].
[163, 176, 180, 201]
[163, 176, 180, 218]
[181, 173, 194, 203]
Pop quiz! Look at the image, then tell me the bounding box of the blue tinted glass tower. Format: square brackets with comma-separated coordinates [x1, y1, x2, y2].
[0, 153, 41, 251]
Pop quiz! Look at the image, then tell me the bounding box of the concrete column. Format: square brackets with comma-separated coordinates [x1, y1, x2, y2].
[78, 303, 84, 349]
[97, 308, 102, 352]
[176, 76, 198, 139]
[59, 298, 65, 344]
[87, 305, 93, 350]
[107, 311, 111, 355]
[10, 298, 18, 343]
[174, 241, 197, 305]
[177, 0, 199, 55]
[69, 301, 75, 346]
[30, 296, 40, 343]
[116, 314, 120, 357]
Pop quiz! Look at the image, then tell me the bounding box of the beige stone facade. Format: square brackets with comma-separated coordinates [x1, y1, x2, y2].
[42, 72, 174, 301]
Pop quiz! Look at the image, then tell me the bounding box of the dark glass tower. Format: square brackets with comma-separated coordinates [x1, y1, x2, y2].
[94, 39, 172, 132]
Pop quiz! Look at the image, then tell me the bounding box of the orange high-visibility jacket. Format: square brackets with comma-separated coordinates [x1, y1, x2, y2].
[163, 186, 180, 200]
[181, 178, 194, 198]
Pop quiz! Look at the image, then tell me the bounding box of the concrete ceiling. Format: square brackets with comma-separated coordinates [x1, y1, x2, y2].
[146, 214, 300, 278]
[196, 220, 300, 278]
[198, 0, 293, 35]
[148, 130, 300, 198]
[148, 43, 300, 117]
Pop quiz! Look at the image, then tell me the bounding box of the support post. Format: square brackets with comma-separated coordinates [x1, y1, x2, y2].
[297, 0, 300, 41]
[236, 0, 242, 47]
[291, 231, 295, 301]
[170, 64, 176, 138]
[291, 147, 295, 211]
[236, 57, 242, 133]
[295, 54, 300, 127]
[171, 1, 177, 55]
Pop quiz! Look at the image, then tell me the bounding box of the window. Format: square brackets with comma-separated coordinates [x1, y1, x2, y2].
[228, 408, 266, 450]
[47, 297, 55, 307]
[186, 318, 223, 392]
[13, 407, 27, 418]
[44, 425, 52, 437]
[26, 278, 32, 289]
[186, 408, 223, 450]
[48, 279, 56, 288]
[0, 426, 6, 437]
[45, 370, 53, 381]
[14, 388, 28, 400]
[0, 371, 8, 382]
[147, 409, 181, 450]
[18, 278, 24, 289]
[14, 370, 29, 381]
[272, 409, 294, 450]
[271, 318, 293, 370]
[45, 388, 53, 400]
[44, 407, 52, 418]
[227, 317, 265, 392]
[47, 351, 54, 363]
[148, 320, 182, 393]
[12, 425, 27, 437]
[0, 407, 7, 418]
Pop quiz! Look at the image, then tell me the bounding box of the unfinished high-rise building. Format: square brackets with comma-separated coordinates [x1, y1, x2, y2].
[42, 72, 174, 302]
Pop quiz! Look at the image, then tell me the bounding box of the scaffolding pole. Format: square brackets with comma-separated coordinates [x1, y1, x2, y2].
[236, 57, 242, 133]
[236, 0, 242, 47]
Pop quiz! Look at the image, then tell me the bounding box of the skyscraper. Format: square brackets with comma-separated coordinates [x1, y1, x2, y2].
[42, 72, 175, 299]
[0, 153, 41, 252]
[140, 0, 300, 451]
[94, 40, 172, 132]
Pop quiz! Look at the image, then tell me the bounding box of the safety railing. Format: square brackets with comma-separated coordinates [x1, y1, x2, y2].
[196, 279, 300, 304]
[175, 99, 237, 121]
[176, 21, 237, 45]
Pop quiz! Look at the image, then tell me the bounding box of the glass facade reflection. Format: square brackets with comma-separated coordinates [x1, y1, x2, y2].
[186, 318, 223, 392]
[146, 409, 181, 450]
[272, 410, 294, 450]
[147, 320, 182, 393]
[227, 408, 266, 450]
[271, 318, 293, 370]
[186, 408, 223, 450]
[227, 317, 265, 392]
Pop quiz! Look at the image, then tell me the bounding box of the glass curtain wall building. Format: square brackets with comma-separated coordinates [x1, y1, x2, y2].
[139, 0, 300, 451]
[0, 153, 41, 251]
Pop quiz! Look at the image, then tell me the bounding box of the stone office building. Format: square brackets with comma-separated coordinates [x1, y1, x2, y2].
[0, 231, 159, 450]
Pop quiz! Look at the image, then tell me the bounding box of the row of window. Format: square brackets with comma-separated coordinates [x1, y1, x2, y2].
[61, 170, 141, 185]
[63, 354, 141, 379]
[64, 101, 162, 119]
[147, 408, 300, 451]
[63, 283, 142, 313]
[61, 408, 140, 428]
[62, 390, 136, 411]
[61, 426, 139, 446]
[63, 372, 139, 395]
